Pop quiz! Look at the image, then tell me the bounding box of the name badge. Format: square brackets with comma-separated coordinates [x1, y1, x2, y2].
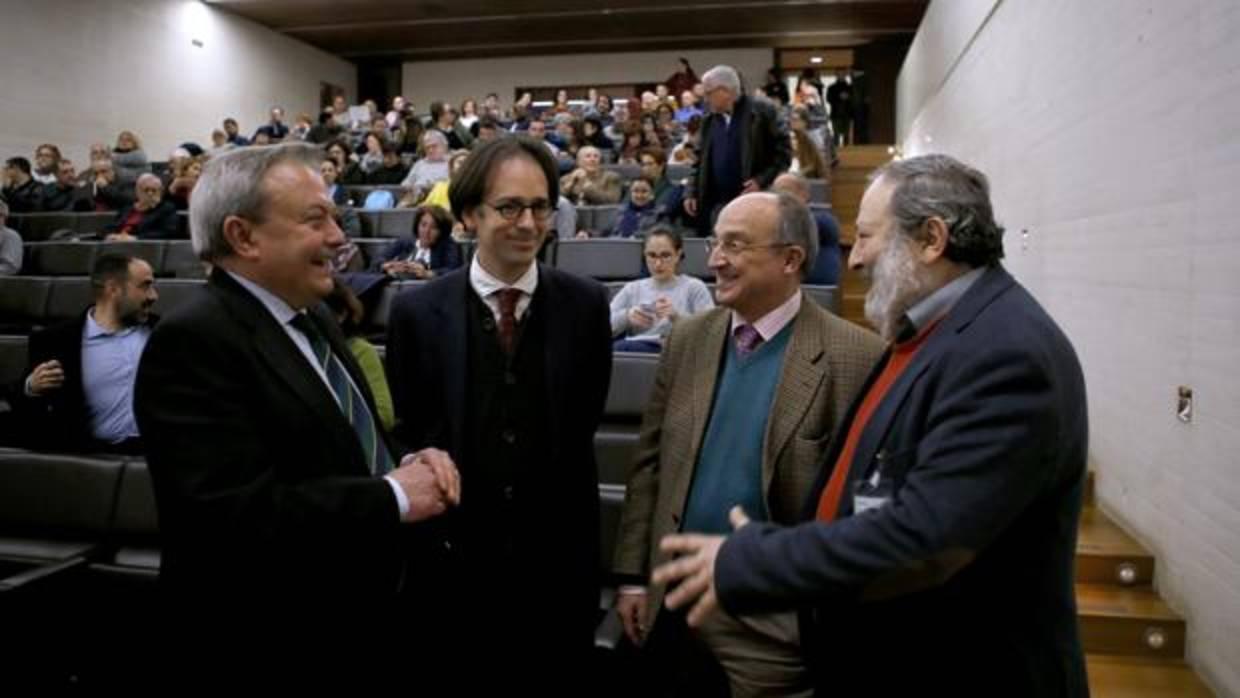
[853, 494, 890, 515]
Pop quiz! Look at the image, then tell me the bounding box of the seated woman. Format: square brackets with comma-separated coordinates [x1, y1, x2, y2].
[609, 227, 714, 352]
[371, 205, 461, 280]
[559, 145, 622, 205]
[166, 156, 204, 211]
[322, 279, 394, 432]
[112, 130, 150, 190]
[604, 176, 660, 238]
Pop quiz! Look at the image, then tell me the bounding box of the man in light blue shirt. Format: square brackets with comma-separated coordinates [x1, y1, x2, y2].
[18, 253, 157, 453]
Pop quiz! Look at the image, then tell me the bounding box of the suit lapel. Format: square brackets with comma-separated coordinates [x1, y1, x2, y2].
[845, 266, 1017, 494]
[210, 271, 367, 474]
[761, 299, 827, 496]
[689, 311, 730, 468]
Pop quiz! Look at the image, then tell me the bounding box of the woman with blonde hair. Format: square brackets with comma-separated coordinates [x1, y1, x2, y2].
[112, 130, 150, 189]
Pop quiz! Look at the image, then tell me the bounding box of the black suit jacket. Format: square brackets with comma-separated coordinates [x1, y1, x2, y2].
[385, 264, 612, 652]
[105, 200, 181, 239]
[13, 309, 156, 452]
[134, 269, 407, 594]
[686, 94, 791, 208]
[716, 266, 1089, 697]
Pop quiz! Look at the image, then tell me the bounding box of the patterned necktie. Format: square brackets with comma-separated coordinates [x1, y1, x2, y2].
[289, 313, 394, 475]
[733, 323, 763, 357]
[495, 288, 523, 355]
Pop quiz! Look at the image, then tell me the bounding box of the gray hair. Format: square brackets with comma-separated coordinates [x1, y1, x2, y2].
[871, 153, 1005, 267]
[190, 142, 323, 262]
[135, 172, 162, 189]
[422, 130, 448, 148]
[773, 191, 819, 278]
[702, 65, 741, 95]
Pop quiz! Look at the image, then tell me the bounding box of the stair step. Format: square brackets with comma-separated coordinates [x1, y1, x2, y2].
[1087, 654, 1215, 697]
[1076, 507, 1155, 587]
[1076, 584, 1185, 658]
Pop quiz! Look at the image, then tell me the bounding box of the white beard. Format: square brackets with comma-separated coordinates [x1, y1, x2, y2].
[864, 237, 931, 342]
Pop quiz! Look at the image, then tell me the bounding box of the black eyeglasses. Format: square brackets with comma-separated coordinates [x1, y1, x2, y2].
[484, 200, 556, 221]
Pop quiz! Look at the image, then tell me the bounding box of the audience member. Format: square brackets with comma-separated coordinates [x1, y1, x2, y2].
[560, 145, 622, 205]
[366, 141, 408, 185]
[431, 100, 473, 150]
[104, 173, 180, 240]
[790, 127, 828, 180]
[684, 65, 791, 234]
[40, 159, 93, 212]
[372, 205, 461, 280]
[400, 131, 451, 202]
[603, 176, 660, 238]
[110, 130, 151, 190]
[85, 159, 132, 211]
[421, 150, 469, 212]
[614, 191, 881, 696]
[3, 157, 43, 213]
[222, 118, 250, 146]
[14, 253, 158, 454]
[639, 146, 685, 220]
[608, 227, 714, 352]
[0, 200, 21, 275]
[166, 157, 204, 211]
[259, 106, 290, 141]
[32, 143, 61, 184]
[319, 158, 361, 237]
[772, 172, 840, 285]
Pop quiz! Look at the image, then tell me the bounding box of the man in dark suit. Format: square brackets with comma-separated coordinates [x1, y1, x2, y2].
[653, 154, 1089, 697]
[684, 64, 791, 235]
[134, 143, 460, 599]
[15, 253, 157, 454]
[386, 136, 612, 689]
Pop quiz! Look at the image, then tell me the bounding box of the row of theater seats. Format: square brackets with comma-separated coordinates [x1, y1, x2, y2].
[0, 351, 658, 653]
[0, 273, 839, 337]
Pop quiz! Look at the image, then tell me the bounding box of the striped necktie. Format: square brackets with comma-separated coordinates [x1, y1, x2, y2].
[289, 313, 394, 475]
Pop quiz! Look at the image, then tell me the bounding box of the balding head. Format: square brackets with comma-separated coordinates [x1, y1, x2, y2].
[771, 172, 810, 204]
[710, 191, 817, 321]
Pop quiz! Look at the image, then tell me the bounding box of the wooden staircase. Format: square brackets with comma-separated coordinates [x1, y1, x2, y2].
[828, 151, 1215, 695]
[1077, 472, 1213, 696]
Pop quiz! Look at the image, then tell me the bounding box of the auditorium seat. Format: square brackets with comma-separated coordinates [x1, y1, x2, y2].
[10, 213, 77, 242]
[666, 163, 692, 182]
[366, 279, 424, 335]
[555, 238, 644, 280]
[26, 242, 96, 276]
[375, 209, 416, 237]
[88, 459, 160, 586]
[353, 238, 391, 269]
[595, 351, 659, 485]
[44, 277, 94, 323]
[0, 450, 125, 591]
[0, 277, 52, 332]
[603, 281, 625, 300]
[590, 206, 620, 235]
[604, 163, 640, 180]
[151, 279, 207, 318]
[100, 240, 166, 275]
[162, 240, 204, 278]
[680, 236, 712, 279]
[0, 332, 28, 380]
[75, 212, 116, 237]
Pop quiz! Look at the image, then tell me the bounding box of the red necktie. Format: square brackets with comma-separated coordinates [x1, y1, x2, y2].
[495, 288, 522, 354]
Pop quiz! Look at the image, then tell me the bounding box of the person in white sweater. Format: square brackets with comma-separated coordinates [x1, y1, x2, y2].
[610, 227, 714, 352]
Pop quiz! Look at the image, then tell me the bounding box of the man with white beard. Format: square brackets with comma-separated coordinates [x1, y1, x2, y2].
[651, 154, 1090, 697]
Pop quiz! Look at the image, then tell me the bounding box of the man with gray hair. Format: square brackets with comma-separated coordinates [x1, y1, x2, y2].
[400, 130, 451, 202]
[654, 154, 1090, 697]
[613, 191, 882, 696]
[134, 142, 461, 597]
[684, 65, 791, 235]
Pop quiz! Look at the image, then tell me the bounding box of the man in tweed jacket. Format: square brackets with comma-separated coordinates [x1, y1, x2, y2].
[612, 191, 882, 696]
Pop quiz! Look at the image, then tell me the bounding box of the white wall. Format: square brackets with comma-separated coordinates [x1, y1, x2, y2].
[402, 48, 773, 112]
[0, 0, 355, 167]
[898, 1, 1240, 695]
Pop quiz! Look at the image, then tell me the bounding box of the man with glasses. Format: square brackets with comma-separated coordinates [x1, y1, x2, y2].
[612, 191, 882, 696]
[386, 136, 612, 691]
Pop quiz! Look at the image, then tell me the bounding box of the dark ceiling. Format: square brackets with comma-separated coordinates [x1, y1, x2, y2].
[206, 0, 928, 62]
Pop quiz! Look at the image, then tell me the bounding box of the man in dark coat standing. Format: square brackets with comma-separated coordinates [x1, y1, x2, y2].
[683, 64, 791, 235]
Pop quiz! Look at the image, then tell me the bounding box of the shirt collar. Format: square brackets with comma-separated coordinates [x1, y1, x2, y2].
[905, 266, 986, 333]
[83, 306, 142, 339]
[469, 254, 538, 299]
[226, 270, 301, 327]
[730, 288, 802, 342]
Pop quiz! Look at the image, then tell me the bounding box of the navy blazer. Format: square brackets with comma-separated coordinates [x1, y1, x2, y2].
[715, 266, 1089, 697]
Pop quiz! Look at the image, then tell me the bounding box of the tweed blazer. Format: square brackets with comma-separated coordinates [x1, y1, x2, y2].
[612, 294, 882, 626]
